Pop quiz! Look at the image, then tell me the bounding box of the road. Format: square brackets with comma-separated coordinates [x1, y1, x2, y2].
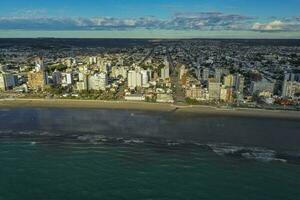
[139, 48, 154, 65]
[166, 47, 186, 104]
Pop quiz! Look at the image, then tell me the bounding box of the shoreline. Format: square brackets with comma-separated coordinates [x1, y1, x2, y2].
[0, 98, 300, 119]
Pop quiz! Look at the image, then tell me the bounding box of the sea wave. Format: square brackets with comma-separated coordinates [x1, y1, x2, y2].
[208, 143, 288, 163]
[0, 130, 299, 164]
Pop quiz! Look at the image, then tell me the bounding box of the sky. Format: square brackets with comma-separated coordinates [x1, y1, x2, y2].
[0, 0, 300, 38]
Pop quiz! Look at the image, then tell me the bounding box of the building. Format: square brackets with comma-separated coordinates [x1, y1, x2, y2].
[220, 87, 234, 103]
[27, 57, 48, 91]
[128, 70, 142, 89]
[224, 73, 244, 94]
[52, 71, 62, 86]
[179, 65, 187, 80]
[202, 68, 210, 81]
[250, 79, 275, 96]
[141, 70, 149, 87]
[214, 68, 222, 83]
[88, 73, 108, 91]
[186, 86, 206, 100]
[61, 73, 73, 87]
[208, 78, 221, 100]
[235, 74, 245, 94]
[27, 70, 48, 91]
[111, 66, 127, 78]
[33, 56, 44, 69]
[224, 74, 235, 88]
[89, 56, 97, 65]
[282, 81, 300, 98]
[156, 94, 174, 103]
[282, 72, 300, 98]
[195, 66, 201, 80]
[76, 73, 88, 91]
[161, 65, 170, 80]
[99, 63, 109, 73]
[124, 94, 145, 101]
[0, 73, 15, 91]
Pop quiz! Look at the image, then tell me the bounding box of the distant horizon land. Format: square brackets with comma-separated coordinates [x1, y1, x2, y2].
[0, 29, 300, 39]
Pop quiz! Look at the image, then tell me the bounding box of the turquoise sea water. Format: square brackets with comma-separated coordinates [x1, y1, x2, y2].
[0, 139, 299, 200]
[0, 108, 300, 200]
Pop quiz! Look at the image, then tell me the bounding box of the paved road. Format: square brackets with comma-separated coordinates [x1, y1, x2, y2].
[166, 47, 186, 104]
[139, 48, 154, 65]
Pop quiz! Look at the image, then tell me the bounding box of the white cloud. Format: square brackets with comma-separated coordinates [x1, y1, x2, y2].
[252, 20, 285, 31]
[0, 12, 299, 32]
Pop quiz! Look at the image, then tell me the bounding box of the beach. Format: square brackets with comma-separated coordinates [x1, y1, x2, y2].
[0, 98, 300, 119]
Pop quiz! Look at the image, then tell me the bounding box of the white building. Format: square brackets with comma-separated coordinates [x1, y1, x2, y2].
[156, 94, 174, 103]
[76, 73, 88, 91]
[128, 70, 142, 89]
[76, 81, 87, 91]
[282, 81, 300, 98]
[141, 70, 149, 87]
[124, 94, 145, 101]
[61, 73, 73, 87]
[282, 72, 300, 98]
[88, 72, 108, 91]
[89, 56, 97, 65]
[111, 66, 127, 78]
[161, 65, 170, 80]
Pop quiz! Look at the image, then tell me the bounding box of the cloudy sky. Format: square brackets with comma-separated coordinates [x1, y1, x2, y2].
[0, 0, 300, 38]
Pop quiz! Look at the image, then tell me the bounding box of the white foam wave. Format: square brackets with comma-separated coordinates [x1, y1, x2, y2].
[208, 143, 287, 163]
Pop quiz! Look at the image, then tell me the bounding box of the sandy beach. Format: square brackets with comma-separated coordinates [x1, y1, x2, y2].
[0, 98, 299, 119]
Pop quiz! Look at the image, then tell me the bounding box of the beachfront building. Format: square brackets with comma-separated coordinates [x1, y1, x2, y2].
[124, 94, 145, 101]
[76, 73, 88, 91]
[61, 73, 73, 87]
[156, 94, 174, 103]
[224, 73, 244, 94]
[141, 70, 149, 87]
[27, 70, 48, 91]
[0, 72, 15, 91]
[250, 79, 275, 97]
[208, 78, 221, 100]
[52, 70, 62, 86]
[186, 85, 207, 101]
[220, 87, 234, 103]
[224, 74, 234, 88]
[88, 72, 108, 91]
[282, 72, 300, 98]
[235, 74, 245, 94]
[128, 70, 142, 90]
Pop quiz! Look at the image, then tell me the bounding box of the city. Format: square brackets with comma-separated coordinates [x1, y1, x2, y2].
[1, 39, 300, 110]
[1, 0, 300, 199]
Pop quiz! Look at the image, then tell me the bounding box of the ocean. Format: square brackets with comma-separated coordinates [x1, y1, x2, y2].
[0, 108, 300, 200]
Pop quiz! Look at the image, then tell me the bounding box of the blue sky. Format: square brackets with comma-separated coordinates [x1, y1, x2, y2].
[0, 0, 300, 38]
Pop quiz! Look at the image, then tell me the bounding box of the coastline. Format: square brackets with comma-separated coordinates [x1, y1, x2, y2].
[0, 98, 300, 119]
